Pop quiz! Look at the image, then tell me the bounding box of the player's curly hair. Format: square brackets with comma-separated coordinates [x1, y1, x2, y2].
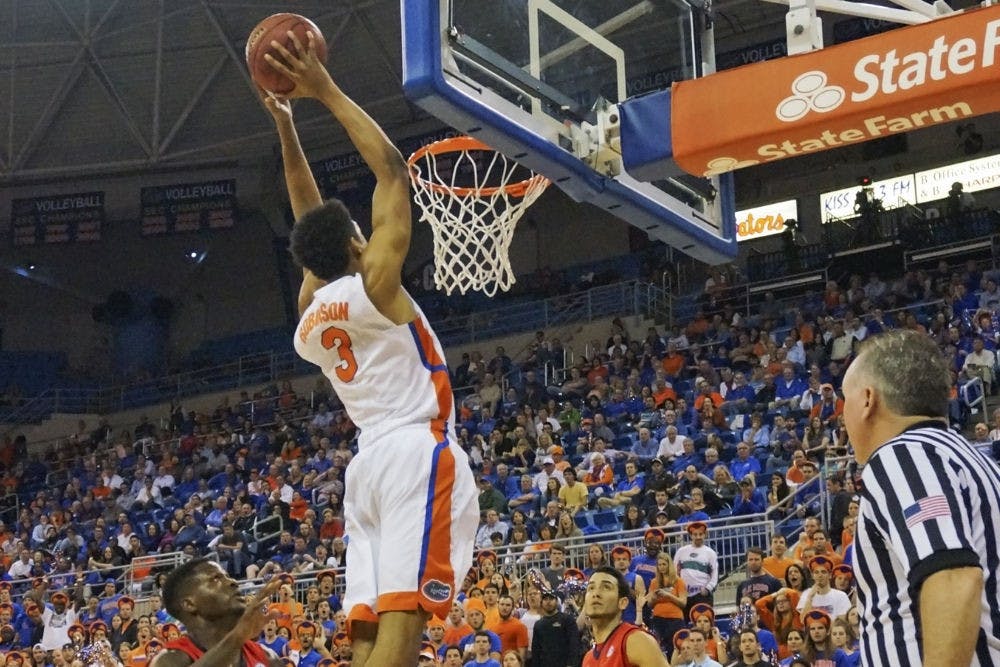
[289, 199, 357, 281]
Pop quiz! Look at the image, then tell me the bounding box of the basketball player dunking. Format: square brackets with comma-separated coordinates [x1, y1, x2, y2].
[583, 568, 668, 667]
[261, 32, 478, 667]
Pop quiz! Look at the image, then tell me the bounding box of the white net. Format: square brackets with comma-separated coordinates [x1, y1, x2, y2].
[408, 137, 549, 297]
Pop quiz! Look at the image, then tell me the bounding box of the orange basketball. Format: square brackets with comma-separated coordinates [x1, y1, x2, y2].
[246, 13, 328, 95]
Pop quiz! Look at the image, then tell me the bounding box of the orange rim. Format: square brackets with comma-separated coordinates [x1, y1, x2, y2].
[407, 136, 549, 198]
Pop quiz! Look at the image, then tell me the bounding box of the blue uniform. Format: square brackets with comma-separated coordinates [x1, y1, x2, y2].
[297, 648, 323, 667]
[259, 636, 288, 657]
[629, 554, 658, 588]
[456, 630, 502, 656]
[621, 571, 639, 624]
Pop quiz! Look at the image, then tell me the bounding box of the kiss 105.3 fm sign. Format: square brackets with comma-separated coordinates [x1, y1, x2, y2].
[820, 174, 916, 222]
[736, 199, 799, 242]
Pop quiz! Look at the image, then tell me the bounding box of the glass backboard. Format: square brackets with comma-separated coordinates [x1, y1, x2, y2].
[402, 0, 738, 263]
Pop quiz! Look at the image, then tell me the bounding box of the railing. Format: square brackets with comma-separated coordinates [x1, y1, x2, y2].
[0, 350, 317, 424]
[23, 391, 337, 473]
[252, 514, 284, 549]
[961, 376, 986, 417]
[433, 281, 667, 347]
[6, 511, 772, 616]
[3, 281, 670, 427]
[0, 557, 176, 606]
[123, 551, 187, 595]
[238, 512, 775, 603]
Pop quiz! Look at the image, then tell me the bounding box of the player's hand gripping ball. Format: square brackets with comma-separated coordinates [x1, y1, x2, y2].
[246, 13, 328, 94]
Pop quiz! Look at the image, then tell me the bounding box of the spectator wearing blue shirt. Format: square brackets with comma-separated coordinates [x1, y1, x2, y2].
[629, 528, 666, 589]
[732, 478, 768, 516]
[15, 602, 42, 648]
[675, 398, 699, 432]
[462, 630, 502, 666]
[699, 448, 724, 478]
[173, 514, 207, 551]
[773, 366, 807, 411]
[729, 443, 762, 482]
[306, 447, 332, 474]
[204, 498, 229, 534]
[631, 428, 659, 462]
[623, 393, 645, 418]
[741, 413, 771, 452]
[488, 463, 520, 499]
[721, 372, 757, 416]
[456, 599, 502, 662]
[662, 410, 692, 438]
[506, 475, 539, 517]
[864, 308, 895, 336]
[676, 500, 711, 524]
[96, 580, 122, 624]
[602, 389, 631, 424]
[671, 439, 703, 475]
[793, 460, 822, 516]
[476, 409, 497, 437]
[172, 468, 199, 504]
[597, 461, 645, 508]
[259, 618, 288, 658]
[292, 622, 325, 667]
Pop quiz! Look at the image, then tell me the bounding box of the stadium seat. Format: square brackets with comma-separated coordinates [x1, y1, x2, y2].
[613, 436, 634, 451]
[780, 518, 803, 539]
[208, 472, 229, 493]
[592, 510, 620, 532]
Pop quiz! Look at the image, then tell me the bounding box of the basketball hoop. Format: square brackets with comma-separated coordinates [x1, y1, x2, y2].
[407, 136, 549, 297]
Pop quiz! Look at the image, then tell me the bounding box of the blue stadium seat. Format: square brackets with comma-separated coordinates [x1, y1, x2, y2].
[130, 511, 152, 527]
[780, 518, 803, 539]
[208, 472, 229, 493]
[613, 436, 634, 451]
[592, 510, 620, 532]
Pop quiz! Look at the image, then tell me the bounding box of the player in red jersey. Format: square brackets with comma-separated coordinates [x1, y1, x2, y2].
[582, 567, 668, 667]
[150, 558, 285, 667]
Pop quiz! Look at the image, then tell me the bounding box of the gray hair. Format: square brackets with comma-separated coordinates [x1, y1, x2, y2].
[856, 329, 949, 418]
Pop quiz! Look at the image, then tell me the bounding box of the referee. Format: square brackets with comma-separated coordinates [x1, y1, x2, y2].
[841, 329, 1000, 666]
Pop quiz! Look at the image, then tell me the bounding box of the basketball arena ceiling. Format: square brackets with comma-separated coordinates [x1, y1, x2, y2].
[0, 0, 971, 183]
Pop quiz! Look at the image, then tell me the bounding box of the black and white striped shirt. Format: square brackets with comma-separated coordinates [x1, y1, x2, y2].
[854, 421, 1000, 666]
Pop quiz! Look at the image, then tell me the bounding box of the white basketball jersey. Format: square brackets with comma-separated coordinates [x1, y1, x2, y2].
[293, 274, 455, 448]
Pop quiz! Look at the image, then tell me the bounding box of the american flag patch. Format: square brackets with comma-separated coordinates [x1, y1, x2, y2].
[903, 495, 951, 528]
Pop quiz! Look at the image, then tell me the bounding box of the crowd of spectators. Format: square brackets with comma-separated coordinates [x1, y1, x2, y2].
[0, 256, 997, 666]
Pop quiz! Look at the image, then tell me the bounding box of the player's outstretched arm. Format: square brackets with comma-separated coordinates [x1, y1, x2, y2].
[261, 93, 325, 315]
[266, 32, 412, 322]
[263, 94, 322, 223]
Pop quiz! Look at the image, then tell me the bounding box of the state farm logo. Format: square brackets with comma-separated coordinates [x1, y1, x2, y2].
[704, 156, 759, 176]
[776, 71, 846, 122]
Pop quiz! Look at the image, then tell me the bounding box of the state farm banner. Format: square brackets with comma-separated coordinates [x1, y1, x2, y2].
[670, 5, 1000, 176]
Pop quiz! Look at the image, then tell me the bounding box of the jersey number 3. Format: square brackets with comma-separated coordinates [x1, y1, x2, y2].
[321, 326, 358, 382]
